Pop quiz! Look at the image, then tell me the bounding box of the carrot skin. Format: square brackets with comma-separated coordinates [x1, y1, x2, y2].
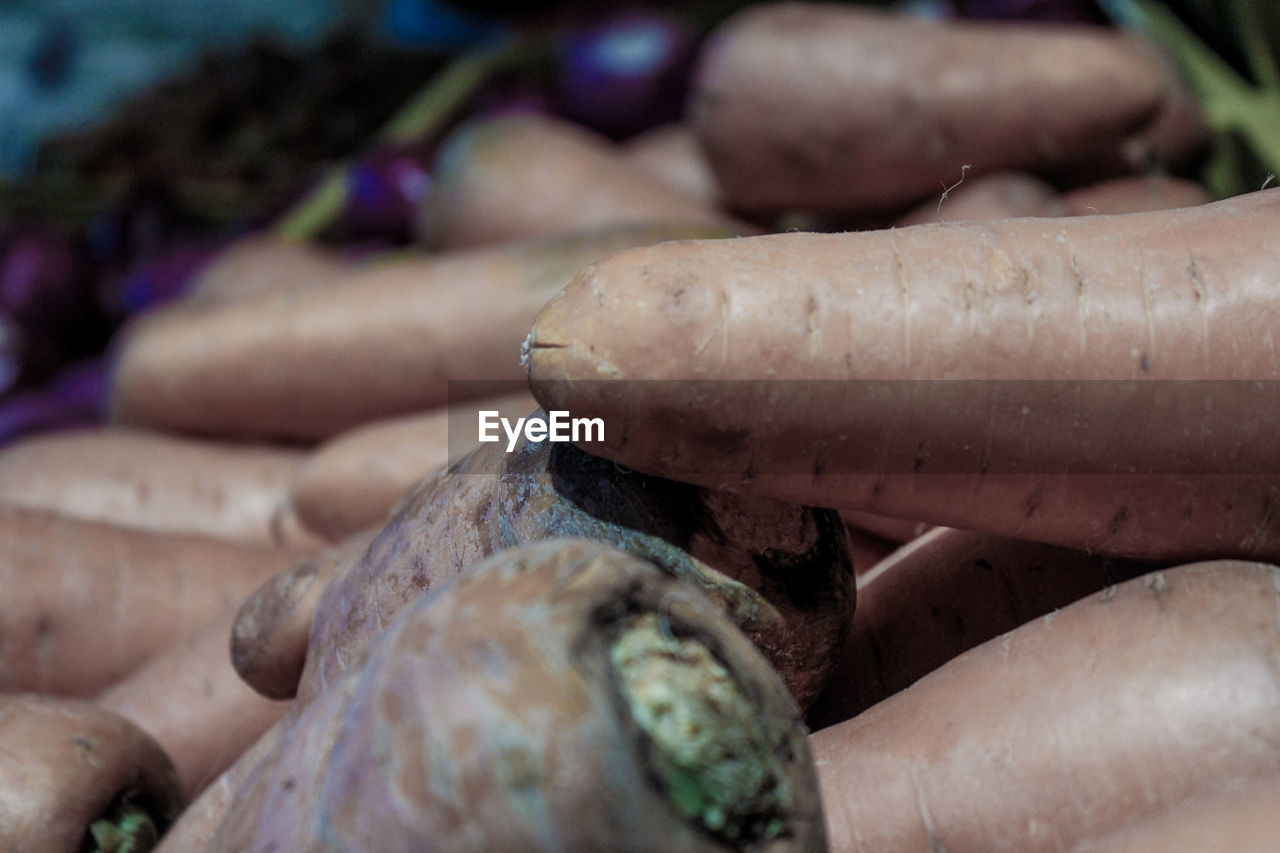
[527, 189, 1280, 561]
[0, 426, 324, 553]
[417, 114, 753, 249]
[289, 389, 536, 542]
[231, 526, 378, 700]
[110, 223, 732, 442]
[691, 3, 1207, 216]
[0, 506, 292, 696]
[97, 607, 291, 800]
[0, 694, 184, 853]
[810, 560, 1280, 852]
[806, 526, 1160, 728]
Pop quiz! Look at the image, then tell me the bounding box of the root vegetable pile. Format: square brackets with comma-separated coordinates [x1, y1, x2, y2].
[3, 2, 1276, 850]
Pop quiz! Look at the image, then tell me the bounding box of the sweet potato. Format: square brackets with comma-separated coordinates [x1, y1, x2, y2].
[206, 539, 826, 852]
[151, 718, 284, 853]
[97, 606, 291, 800]
[806, 526, 1159, 728]
[0, 694, 184, 853]
[289, 388, 535, 542]
[1069, 783, 1280, 853]
[0, 505, 291, 696]
[526, 188, 1280, 562]
[180, 232, 347, 306]
[619, 122, 721, 206]
[416, 114, 752, 249]
[0, 426, 323, 553]
[1061, 173, 1214, 216]
[810, 560, 1280, 852]
[690, 2, 1208, 216]
[298, 421, 855, 710]
[892, 171, 1067, 226]
[838, 510, 930, 546]
[110, 222, 729, 442]
[230, 526, 378, 700]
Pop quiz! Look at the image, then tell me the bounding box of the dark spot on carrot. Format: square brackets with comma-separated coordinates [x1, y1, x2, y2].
[1108, 504, 1132, 535]
[975, 558, 994, 571]
[1139, 351, 1150, 373]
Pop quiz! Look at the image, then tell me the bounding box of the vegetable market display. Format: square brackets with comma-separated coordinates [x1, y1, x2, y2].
[1, 1, 1278, 850]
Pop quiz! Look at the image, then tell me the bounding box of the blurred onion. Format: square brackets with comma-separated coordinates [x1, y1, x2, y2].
[956, 0, 1105, 22]
[0, 221, 105, 353]
[0, 355, 107, 446]
[555, 12, 699, 140]
[97, 239, 220, 323]
[330, 143, 434, 245]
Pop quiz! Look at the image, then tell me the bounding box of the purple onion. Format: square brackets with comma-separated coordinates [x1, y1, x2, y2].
[97, 240, 219, 323]
[329, 143, 434, 245]
[955, 0, 1105, 22]
[0, 222, 98, 339]
[555, 12, 699, 140]
[0, 355, 107, 447]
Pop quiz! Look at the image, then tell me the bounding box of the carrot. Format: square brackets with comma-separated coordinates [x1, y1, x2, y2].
[805, 526, 1159, 728]
[289, 388, 535, 542]
[1061, 173, 1214, 216]
[205, 539, 826, 852]
[0, 505, 291, 696]
[152, 717, 284, 853]
[416, 114, 753, 249]
[838, 509, 930, 545]
[526, 188, 1280, 562]
[0, 694, 183, 853]
[810, 560, 1280, 853]
[690, 3, 1208, 217]
[181, 232, 347, 306]
[892, 171, 1066, 226]
[0, 425, 324, 553]
[298, 423, 856, 710]
[618, 122, 721, 207]
[1070, 783, 1280, 853]
[230, 526, 377, 700]
[96, 605, 291, 800]
[110, 222, 730, 442]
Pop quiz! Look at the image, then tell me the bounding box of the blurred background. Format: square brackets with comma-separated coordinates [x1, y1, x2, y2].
[0, 0, 1273, 443]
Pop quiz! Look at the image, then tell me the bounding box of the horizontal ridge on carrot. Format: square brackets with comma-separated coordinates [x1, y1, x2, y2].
[526, 188, 1280, 561]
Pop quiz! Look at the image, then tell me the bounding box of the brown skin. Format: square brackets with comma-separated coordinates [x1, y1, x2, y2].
[182, 232, 347, 305]
[691, 3, 1208, 217]
[96, 607, 291, 800]
[618, 122, 722, 207]
[810, 560, 1280, 853]
[839, 510, 930, 546]
[110, 222, 732, 442]
[230, 526, 378, 700]
[892, 171, 1067, 226]
[0, 505, 292, 696]
[806, 526, 1160, 729]
[527, 189, 1280, 562]
[1070, 783, 1280, 853]
[0, 694, 184, 853]
[0, 426, 324, 553]
[206, 539, 827, 852]
[1061, 173, 1213, 216]
[298, 423, 855, 711]
[417, 114, 754, 249]
[151, 717, 285, 853]
[290, 389, 536, 542]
